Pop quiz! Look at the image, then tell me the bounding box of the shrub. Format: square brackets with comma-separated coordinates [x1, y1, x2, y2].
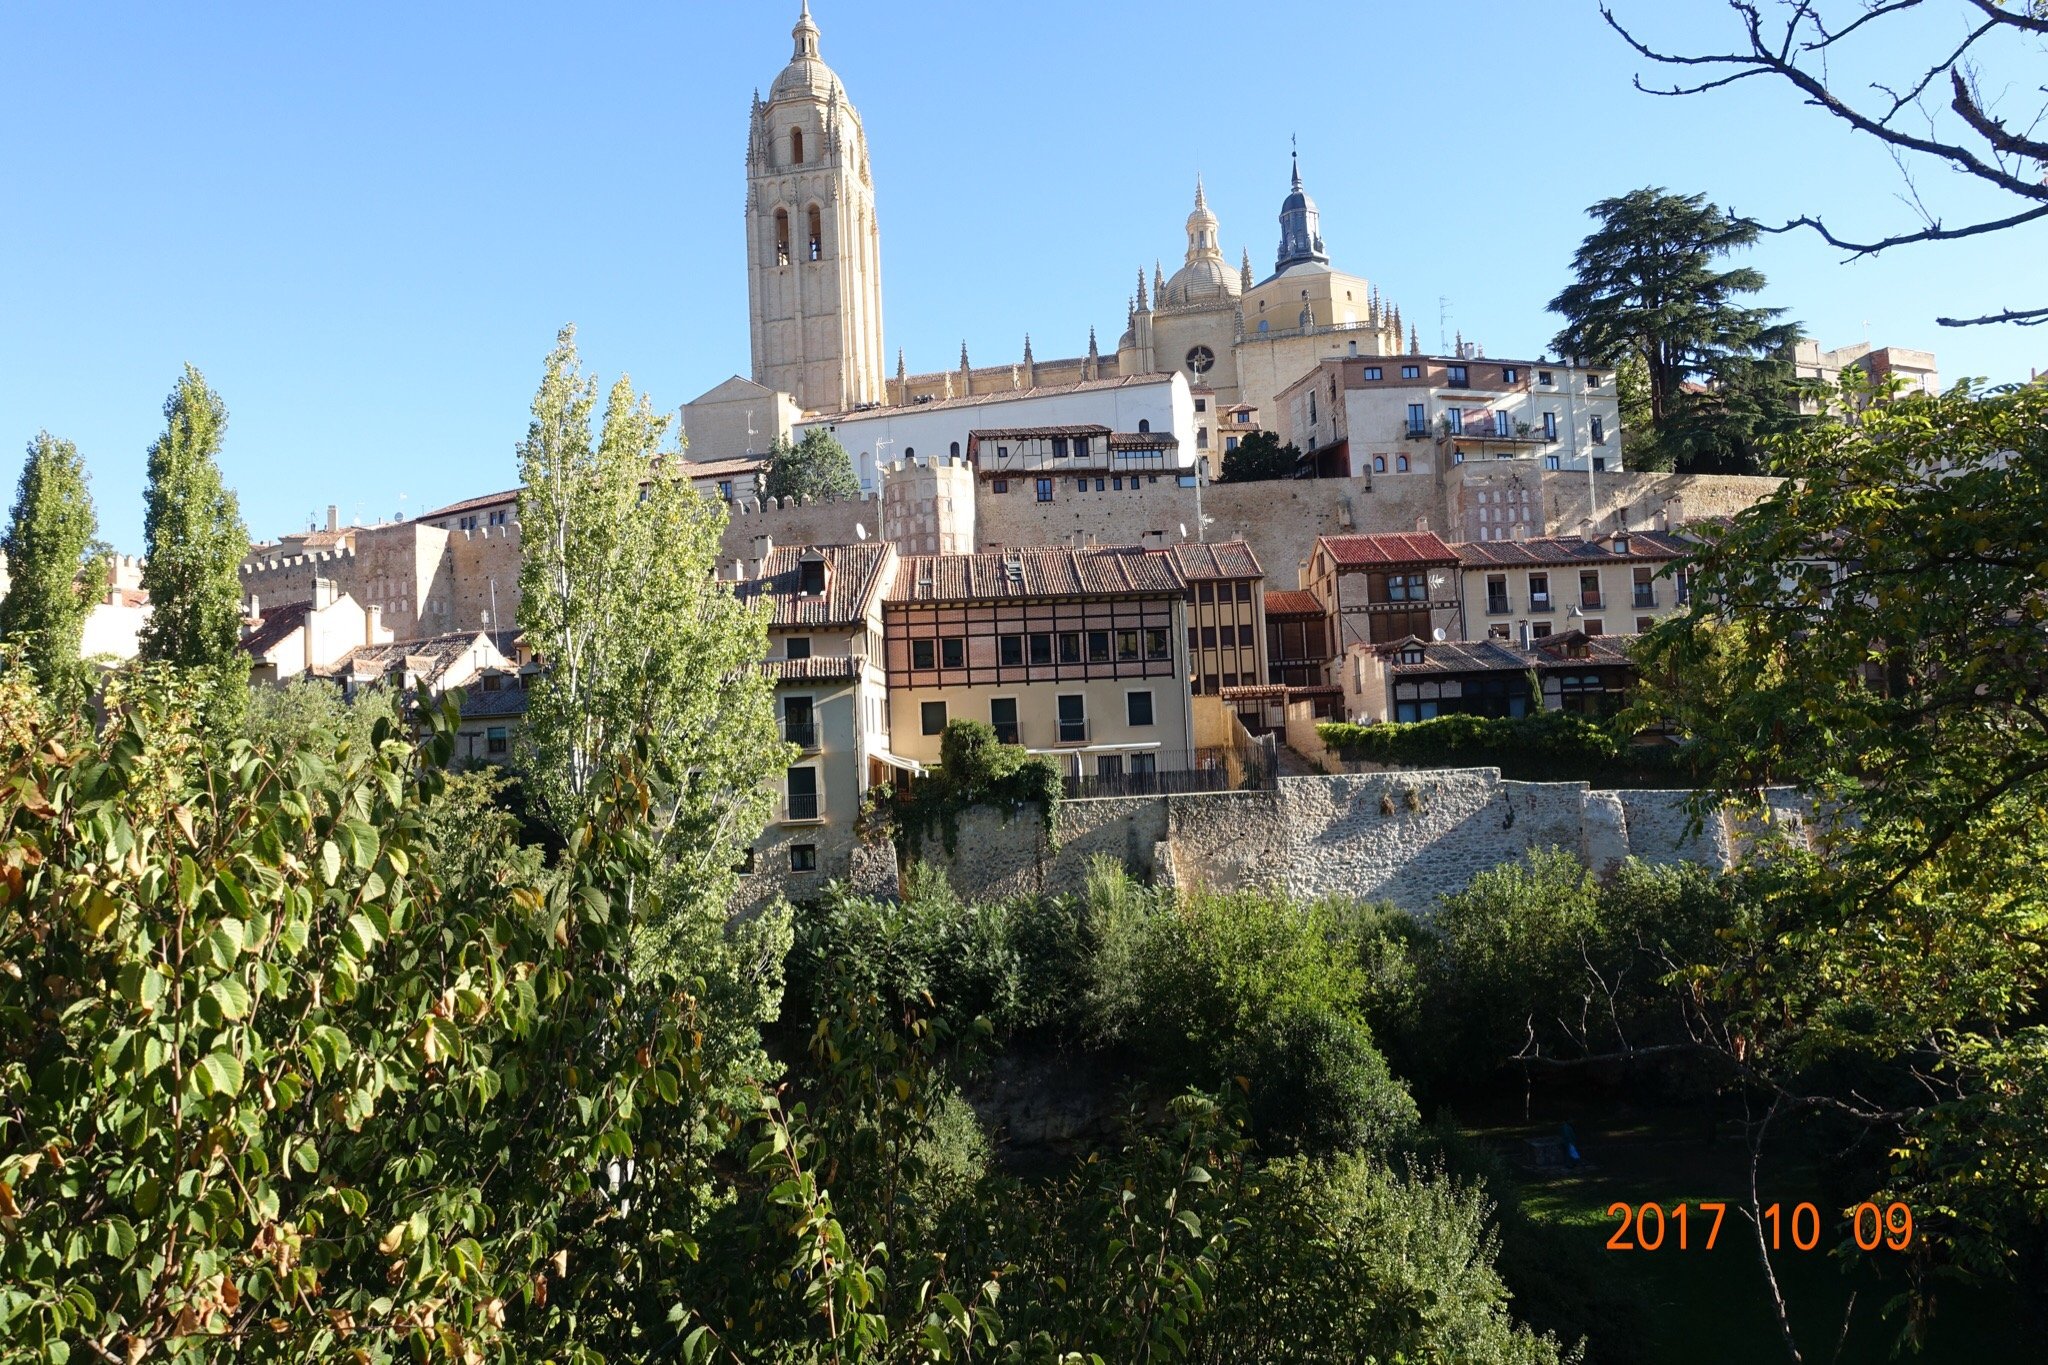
[1318, 709, 1686, 787]
[896, 718, 1064, 856]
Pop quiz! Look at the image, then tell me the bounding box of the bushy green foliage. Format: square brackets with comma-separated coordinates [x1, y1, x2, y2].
[1317, 708, 1683, 787]
[761, 427, 859, 502]
[897, 718, 1064, 856]
[1192, 1154, 1570, 1364]
[138, 367, 249, 706]
[1215, 429, 1301, 483]
[0, 431, 104, 709]
[242, 678, 400, 758]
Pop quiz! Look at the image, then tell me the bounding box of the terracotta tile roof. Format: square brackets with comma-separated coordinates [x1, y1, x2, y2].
[422, 488, 521, 520]
[809, 373, 1168, 422]
[1318, 532, 1459, 567]
[966, 425, 1111, 441]
[458, 685, 530, 720]
[1264, 589, 1324, 616]
[1107, 431, 1176, 449]
[1383, 632, 1639, 678]
[887, 545, 1186, 603]
[314, 632, 500, 688]
[242, 600, 313, 658]
[1167, 540, 1263, 581]
[681, 455, 768, 480]
[756, 656, 863, 683]
[1454, 531, 1688, 567]
[1218, 683, 1288, 701]
[732, 543, 894, 628]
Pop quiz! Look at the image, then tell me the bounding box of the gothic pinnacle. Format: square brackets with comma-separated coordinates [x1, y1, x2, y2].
[1136, 267, 1149, 312]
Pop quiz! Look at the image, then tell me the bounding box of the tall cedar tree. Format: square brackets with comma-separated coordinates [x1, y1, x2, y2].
[0, 432, 104, 705]
[1217, 429, 1302, 483]
[139, 366, 249, 673]
[515, 326, 784, 922]
[762, 426, 859, 502]
[1549, 188, 1805, 474]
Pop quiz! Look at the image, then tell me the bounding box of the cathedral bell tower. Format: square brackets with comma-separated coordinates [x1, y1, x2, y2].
[745, 3, 885, 415]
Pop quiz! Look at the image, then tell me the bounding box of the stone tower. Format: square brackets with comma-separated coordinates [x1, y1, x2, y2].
[745, 3, 885, 415]
[1275, 147, 1329, 274]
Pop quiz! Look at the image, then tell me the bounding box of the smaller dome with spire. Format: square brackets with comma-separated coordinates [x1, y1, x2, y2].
[1161, 177, 1242, 309]
[1275, 144, 1330, 275]
[769, 2, 848, 104]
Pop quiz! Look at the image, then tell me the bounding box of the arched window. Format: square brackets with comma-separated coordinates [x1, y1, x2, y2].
[949, 441, 960, 458]
[1137, 419, 1150, 433]
[1257, 319, 1269, 334]
[1396, 454, 1410, 472]
[903, 446, 915, 459]
[1373, 455, 1386, 473]
[773, 209, 790, 265]
[790, 128, 804, 164]
[807, 206, 822, 261]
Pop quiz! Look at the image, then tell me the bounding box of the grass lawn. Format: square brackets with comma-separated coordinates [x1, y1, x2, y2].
[1464, 1105, 2026, 1364]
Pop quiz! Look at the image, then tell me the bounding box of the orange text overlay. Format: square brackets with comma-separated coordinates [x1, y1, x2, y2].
[1604, 1201, 1914, 1252]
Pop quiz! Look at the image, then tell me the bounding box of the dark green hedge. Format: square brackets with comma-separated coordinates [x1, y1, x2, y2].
[1316, 710, 1689, 788]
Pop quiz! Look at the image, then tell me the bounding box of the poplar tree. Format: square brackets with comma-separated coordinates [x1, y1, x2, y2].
[516, 326, 784, 923]
[138, 366, 249, 677]
[0, 431, 105, 705]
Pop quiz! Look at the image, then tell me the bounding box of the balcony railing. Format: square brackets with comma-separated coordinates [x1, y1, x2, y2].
[1530, 593, 1553, 612]
[783, 719, 819, 748]
[785, 791, 820, 822]
[1486, 597, 1513, 616]
[1056, 718, 1091, 744]
[1581, 593, 1605, 610]
[1633, 588, 1658, 609]
[1060, 746, 1277, 799]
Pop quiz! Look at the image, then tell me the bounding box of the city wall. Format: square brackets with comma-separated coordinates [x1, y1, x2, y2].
[927, 769, 1796, 914]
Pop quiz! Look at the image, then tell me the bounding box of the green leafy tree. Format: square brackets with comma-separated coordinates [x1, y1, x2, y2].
[138, 367, 249, 673]
[515, 326, 785, 926]
[1216, 429, 1301, 483]
[1549, 188, 1805, 473]
[0, 432, 105, 706]
[1629, 378, 2048, 1344]
[762, 427, 859, 502]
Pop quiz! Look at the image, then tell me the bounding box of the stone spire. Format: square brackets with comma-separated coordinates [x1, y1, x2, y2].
[895, 348, 907, 403]
[1022, 332, 1034, 364]
[1022, 333, 1037, 388]
[792, 0, 820, 61]
[1241, 247, 1254, 293]
[1409, 322, 1421, 353]
[1136, 266, 1149, 312]
[1154, 260, 1165, 299]
[1455, 328, 1465, 357]
[959, 339, 971, 371]
[1084, 327, 1100, 380]
[1275, 139, 1330, 273]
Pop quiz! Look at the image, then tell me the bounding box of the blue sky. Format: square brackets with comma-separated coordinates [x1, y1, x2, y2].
[3, 1, 2040, 552]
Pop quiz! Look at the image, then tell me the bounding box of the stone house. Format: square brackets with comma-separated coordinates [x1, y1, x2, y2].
[1454, 530, 1689, 644]
[881, 545, 1195, 785]
[242, 578, 393, 685]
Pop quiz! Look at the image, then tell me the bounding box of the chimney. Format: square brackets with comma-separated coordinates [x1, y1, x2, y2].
[313, 577, 336, 610]
[326, 504, 339, 533]
[1414, 516, 1429, 534]
[246, 593, 260, 618]
[1070, 529, 1089, 549]
[752, 534, 774, 562]
[1140, 530, 1167, 550]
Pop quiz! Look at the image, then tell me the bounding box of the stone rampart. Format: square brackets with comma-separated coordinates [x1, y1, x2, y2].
[717, 493, 875, 561]
[928, 769, 1787, 914]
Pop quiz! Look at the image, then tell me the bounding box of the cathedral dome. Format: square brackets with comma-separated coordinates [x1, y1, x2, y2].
[1160, 178, 1241, 309]
[769, 2, 848, 104]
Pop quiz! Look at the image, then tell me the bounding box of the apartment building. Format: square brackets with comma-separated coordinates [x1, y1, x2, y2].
[881, 545, 1194, 781]
[1304, 532, 1464, 656]
[1339, 629, 1638, 725]
[730, 540, 900, 890]
[1454, 531, 1689, 643]
[1277, 354, 1624, 497]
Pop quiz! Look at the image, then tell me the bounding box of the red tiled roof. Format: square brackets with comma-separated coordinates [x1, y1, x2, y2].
[1218, 683, 1288, 701]
[732, 543, 895, 628]
[1108, 431, 1176, 449]
[756, 656, 863, 683]
[966, 425, 1111, 441]
[1454, 531, 1688, 567]
[1263, 589, 1323, 616]
[1383, 632, 1639, 677]
[1167, 540, 1263, 581]
[422, 489, 521, 520]
[887, 545, 1186, 603]
[1317, 532, 1458, 567]
[242, 600, 312, 658]
[808, 373, 1168, 422]
[682, 455, 768, 480]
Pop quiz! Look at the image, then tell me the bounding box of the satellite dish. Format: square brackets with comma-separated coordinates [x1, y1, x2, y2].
[1178, 523, 1188, 540]
[1432, 628, 1447, 642]
[855, 522, 868, 541]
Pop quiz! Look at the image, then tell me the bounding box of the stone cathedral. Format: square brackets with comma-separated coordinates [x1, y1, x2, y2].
[690, 3, 1418, 456]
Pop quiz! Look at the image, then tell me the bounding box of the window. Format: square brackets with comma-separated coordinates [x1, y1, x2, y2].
[1201, 625, 1217, 648]
[1058, 632, 1082, 663]
[1529, 620, 1553, 638]
[1072, 436, 1089, 456]
[1580, 571, 1603, 609]
[486, 726, 509, 755]
[1502, 366, 1519, 383]
[1194, 397, 1207, 413]
[1584, 620, 1605, 636]
[1636, 617, 1655, 633]
[1587, 373, 1603, 388]
[1127, 691, 1155, 727]
[1036, 477, 1053, 502]
[787, 767, 819, 820]
[1075, 479, 1087, 493]
[992, 477, 1009, 493]
[1145, 628, 1169, 658]
[1219, 624, 1237, 648]
[1197, 582, 1214, 604]
[1052, 437, 1068, 458]
[1225, 436, 1238, 451]
[736, 848, 755, 874]
[1447, 364, 1469, 386]
[1529, 573, 1551, 610]
[789, 843, 817, 872]
[1590, 415, 1606, 444]
[1486, 574, 1510, 614]
[1383, 572, 1427, 603]
[999, 635, 1023, 666]
[1542, 411, 1558, 441]
[1235, 410, 1250, 424]
[1112, 477, 1123, 490]
[1116, 630, 1140, 660]
[940, 637, 965, 669]
[1632, 565, 1656, 608]
[1130, 752, 1157, 776]
[990, 697, 1019, 744]
[717, 479, 733, 500]
[1057, 694, 1086, 742]
[1029, 633, 1053, 665]
[1446, 408, 1464, 434]
[774, 207, 791, 263]
[806, 205, 822, 261]
[1188, 626, 1199, 652]
[798, 559, 826, 595]
[790, 127, 804, 164]
[1406, 403, 1427, 435]
[1493, 410, 1511, 437]
[1538, 370, 1554, 386]
[1362, 366, 1382, 380]
[1138, 419, 1151, 433]
[920, 701, 948, 736]
[1196, 428, 1208, 449]
[782, 635, 812, 661]
[1373, 455, 1386, 472]
[950, 441, 960, 458]
[1592, 456, 1607, 472]
[1396, 454, 1410, 472]
[783, 695, 816, 747]
[1087, 631, 1110, 662]
[1452, 450, 1465, 464]
[1401, 365, 1421, 379]
[911, 639, 935, 670]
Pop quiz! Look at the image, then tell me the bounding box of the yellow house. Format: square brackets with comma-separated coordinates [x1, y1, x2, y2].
[1454, 530, 1690, 644]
